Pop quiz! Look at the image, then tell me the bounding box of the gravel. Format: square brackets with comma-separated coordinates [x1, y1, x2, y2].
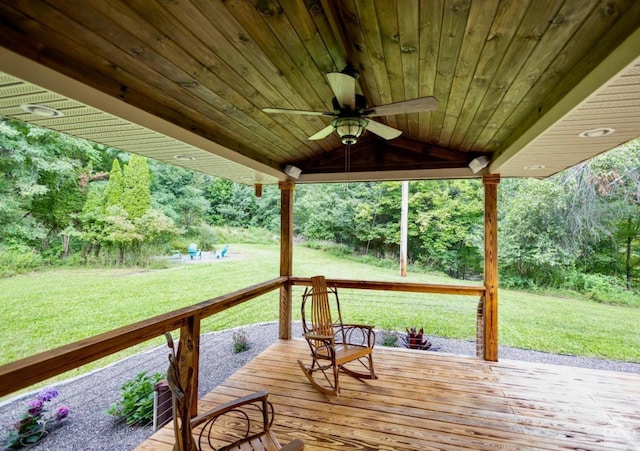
[1, 321, 638, 450]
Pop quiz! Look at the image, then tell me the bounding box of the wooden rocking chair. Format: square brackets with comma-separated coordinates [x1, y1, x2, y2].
[298, 275, 377, 396]
[165, 333, 304, 451]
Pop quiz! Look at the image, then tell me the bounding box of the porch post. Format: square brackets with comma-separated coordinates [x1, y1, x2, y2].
[179, 315, 200, 417]
[483, 174, 500, 361]
[279, 180, 295, 339]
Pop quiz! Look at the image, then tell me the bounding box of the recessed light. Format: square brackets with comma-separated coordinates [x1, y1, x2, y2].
[241, 176, 255, 181]
[524, 164, 545, 170]
[578, 128, 615, 138]
[173, 155, 195, 161]
[20, 104, 64, 117]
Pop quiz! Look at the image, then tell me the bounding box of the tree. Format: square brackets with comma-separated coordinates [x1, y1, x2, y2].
[122, 155, 150, 219]
[104, 159, 124, 208]
[151, 161, 211, 229]
[0, 119, 100, 253]
[410, 180, 483, 278]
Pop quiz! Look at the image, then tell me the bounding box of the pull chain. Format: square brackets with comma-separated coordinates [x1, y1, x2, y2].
[344, 142, 351, 191]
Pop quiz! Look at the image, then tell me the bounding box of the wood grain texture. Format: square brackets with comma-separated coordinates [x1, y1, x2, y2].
[483, 174, 500, 362]
[279, 181, 295, 339]
[1, 0, 640, 182]
[140, 340, 640, 450]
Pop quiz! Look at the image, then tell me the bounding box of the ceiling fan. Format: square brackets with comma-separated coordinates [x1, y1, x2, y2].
[262, 69, 439, 145]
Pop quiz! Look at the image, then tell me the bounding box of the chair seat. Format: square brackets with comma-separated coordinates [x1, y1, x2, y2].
[315, 343, 372, 365]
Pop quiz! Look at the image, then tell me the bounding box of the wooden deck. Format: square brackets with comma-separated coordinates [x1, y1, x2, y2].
[139, 339, 640, 450]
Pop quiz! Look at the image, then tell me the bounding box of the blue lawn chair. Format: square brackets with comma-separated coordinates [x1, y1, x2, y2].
[187, 243, 202, 260]
[167, 246, 182, 260]
[215, 244, 229, 259]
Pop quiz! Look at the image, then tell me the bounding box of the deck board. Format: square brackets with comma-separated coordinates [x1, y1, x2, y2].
[139, 339, 640, 450]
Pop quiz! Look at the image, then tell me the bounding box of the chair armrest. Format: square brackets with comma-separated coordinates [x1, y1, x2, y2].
[342, 323, 374, 330]
[191, 390, 269, 428]
[339, 324, 376, 348]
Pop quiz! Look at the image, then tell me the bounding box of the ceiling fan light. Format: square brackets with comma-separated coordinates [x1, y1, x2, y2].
[333, 117, 368, 145]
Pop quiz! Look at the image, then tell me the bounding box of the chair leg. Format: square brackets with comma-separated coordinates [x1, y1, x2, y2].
[368, 354, 377, 379]
[297, 359, 340, 396]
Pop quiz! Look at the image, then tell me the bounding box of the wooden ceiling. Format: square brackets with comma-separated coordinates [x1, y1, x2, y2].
[0, 0, 639, 185]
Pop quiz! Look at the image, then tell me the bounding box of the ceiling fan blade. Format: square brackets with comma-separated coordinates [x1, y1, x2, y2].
[308, 124, 335, 140]
[366, 119, 403, 140]
[326, 72, 356, 110]
[363, 96, 439, 117]
[262, 107, 334, 116]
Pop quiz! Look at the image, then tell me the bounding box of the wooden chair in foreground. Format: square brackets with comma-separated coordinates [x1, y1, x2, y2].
[165, 333, 304, 451]
[298, 275, 377, 396]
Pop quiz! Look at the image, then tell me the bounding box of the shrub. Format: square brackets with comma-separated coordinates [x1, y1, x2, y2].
[3, 387, 69, 450]
[232, 328, 250, 353]
[0, 245, 44, 278]
[380, 330, 399, 347]
[107, 371, 165, 426]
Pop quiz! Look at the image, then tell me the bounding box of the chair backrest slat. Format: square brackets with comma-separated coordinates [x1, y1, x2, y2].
[310, 276, 333, 336]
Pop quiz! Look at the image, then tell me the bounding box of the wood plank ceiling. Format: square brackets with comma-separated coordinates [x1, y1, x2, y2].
[0, 0, 639, 185]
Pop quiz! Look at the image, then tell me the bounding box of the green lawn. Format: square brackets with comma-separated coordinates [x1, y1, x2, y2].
[1, 243, 639, 371]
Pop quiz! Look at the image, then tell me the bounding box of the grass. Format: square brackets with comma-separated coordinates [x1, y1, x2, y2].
[1, 243, 639, 380]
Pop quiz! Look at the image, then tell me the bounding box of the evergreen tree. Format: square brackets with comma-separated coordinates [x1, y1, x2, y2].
[122, 155, 150, 219]
[104, 159, 124, 209]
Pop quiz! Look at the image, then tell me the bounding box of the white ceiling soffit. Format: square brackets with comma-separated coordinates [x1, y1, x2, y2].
[491, 28, 640, 178]
[0, 48, 282, 186]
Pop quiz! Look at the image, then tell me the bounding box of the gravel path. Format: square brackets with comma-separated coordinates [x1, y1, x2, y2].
[1, 321, 638, 450]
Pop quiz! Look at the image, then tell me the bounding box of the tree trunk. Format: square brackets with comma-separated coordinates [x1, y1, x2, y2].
[62, 235, 70, 258]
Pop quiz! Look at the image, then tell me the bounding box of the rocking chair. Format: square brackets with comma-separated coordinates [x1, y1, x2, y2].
[298, 275, 377, 396]
[165, 333, 304, 451]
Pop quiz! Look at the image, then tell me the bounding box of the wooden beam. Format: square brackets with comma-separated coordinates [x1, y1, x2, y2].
[179, 316, 200, 417]
[279, 181, 295, 339]
[483, 174, 500, 361]
[289, 277, 484, 296]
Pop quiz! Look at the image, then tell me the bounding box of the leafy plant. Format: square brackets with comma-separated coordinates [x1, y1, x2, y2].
[401, 327, 433, 350]
[3, 387, 69, 450]
[232, 328, 249, 353]
[380, 330, 399, 347]
[107, 371, 164, 426]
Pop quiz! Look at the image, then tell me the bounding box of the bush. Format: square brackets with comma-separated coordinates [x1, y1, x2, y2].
[0, 245, 44, 278]
[107, 371, 165, 426]
[582, 274, 639, 307]
[232, 328, 249, 353]
[379, 330, 399, 347]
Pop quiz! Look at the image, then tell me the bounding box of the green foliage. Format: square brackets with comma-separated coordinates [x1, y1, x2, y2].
[3, 388, 69, 450]
[0, 245, 44, 278]
[104, 159, 124, 208]
[134, 210, 179, 244]
[411, 180, 483, 279]
[380, 330, 399, 347]
[122, 155, 151, 220]
[107, 371, 164, 426]
[231, 328, 249, 353]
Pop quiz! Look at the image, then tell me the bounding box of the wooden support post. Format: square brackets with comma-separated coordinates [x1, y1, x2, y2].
[483, 174, 500, 361]
[179, 315, 200, 417]
[279, 181, 295, 339]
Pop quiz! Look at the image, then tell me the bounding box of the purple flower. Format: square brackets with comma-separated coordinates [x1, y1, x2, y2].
[27, 398, 43, 415]
[55, 406, 70, 421]
[37, 388, 59, 402]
